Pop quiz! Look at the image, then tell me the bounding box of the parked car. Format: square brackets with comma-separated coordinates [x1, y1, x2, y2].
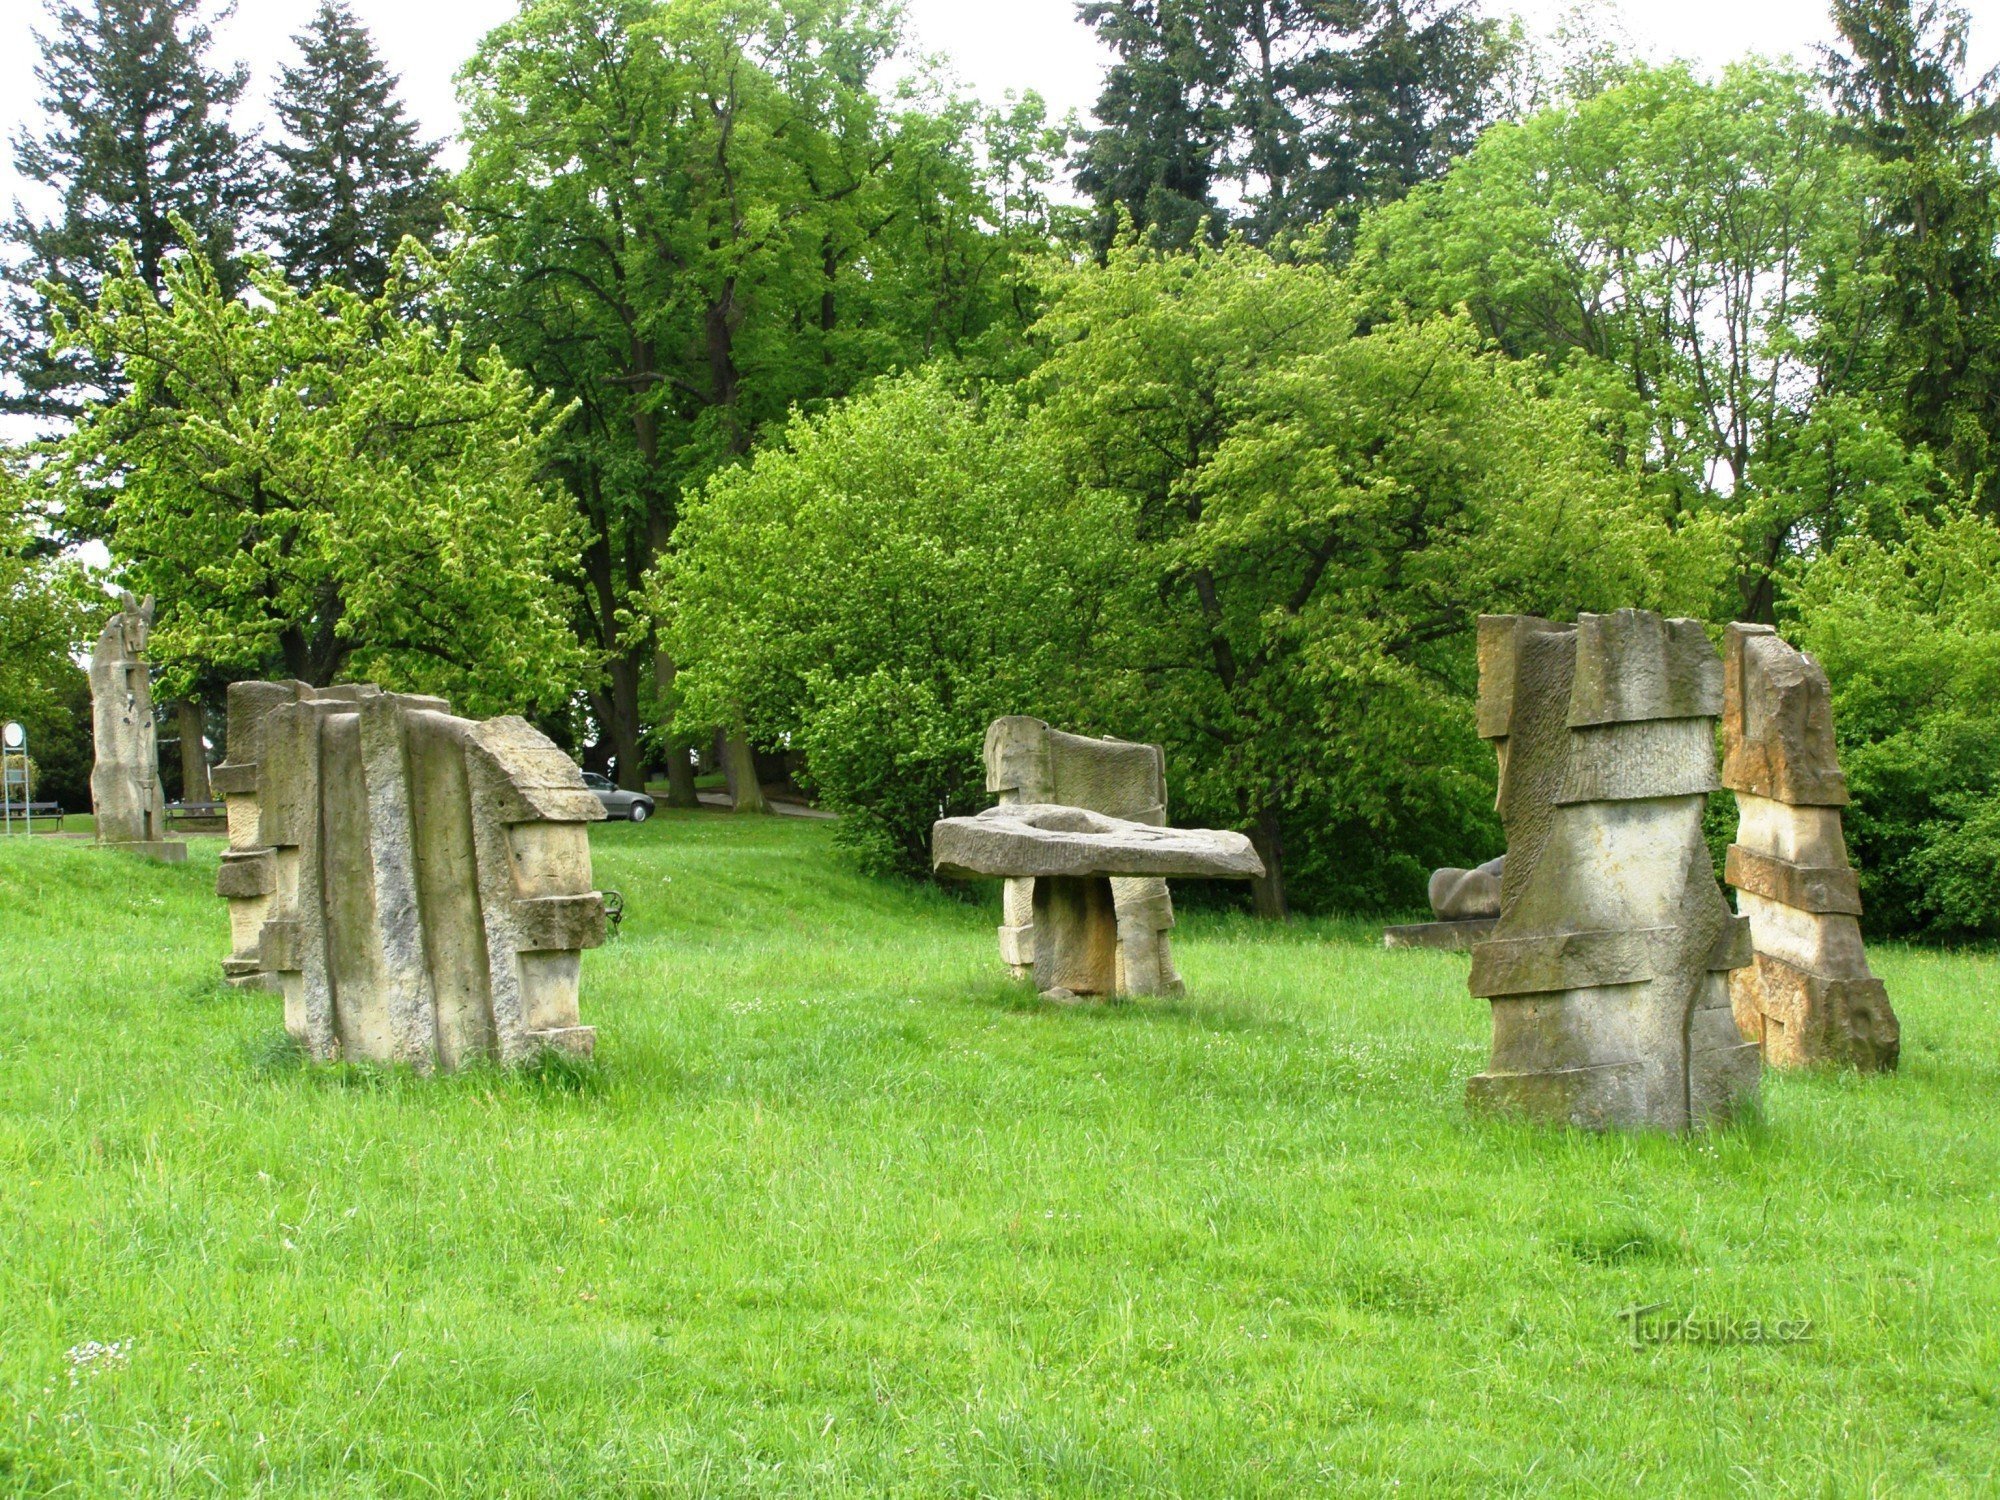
[581, 771, 656, 823]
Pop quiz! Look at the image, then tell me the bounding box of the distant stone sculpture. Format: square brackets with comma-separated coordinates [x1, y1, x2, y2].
[88, 592, 184, 862]
[934, 804, 1264, 1000]
[1722, 625, 1898, 1071]
[983, 716, 1183, 996]
[1383, 855, 1505, 951]
[213, 680, 607, 1070]
[1466, 610, 1759, 1131]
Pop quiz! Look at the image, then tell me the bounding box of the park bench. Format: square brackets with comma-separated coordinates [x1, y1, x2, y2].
[166, 799, 226, 830]
[1, 801, 66, 831]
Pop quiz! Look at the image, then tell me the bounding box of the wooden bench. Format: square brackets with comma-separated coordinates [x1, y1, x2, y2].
[166, 799, 227, 830]
[1, 801, 65, 831]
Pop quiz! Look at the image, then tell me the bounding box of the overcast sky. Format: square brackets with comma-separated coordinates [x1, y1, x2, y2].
[2, 0, 1997, 208]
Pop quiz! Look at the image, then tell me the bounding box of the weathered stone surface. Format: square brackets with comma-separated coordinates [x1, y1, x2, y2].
[1722, 625, 1897, 1071]
[214, 680, 608, 1070]
[1466, 610, 1758, 1132]
[88, 593, 184, 860]
[934, 802, 1263, 1000]
[1429, 856, 1504, 920]
[1722, 624, 1849, 806]
[933, 804, 1264, 881]
[1382, 918, 1496, 951]
[982, 717, 1182, 997]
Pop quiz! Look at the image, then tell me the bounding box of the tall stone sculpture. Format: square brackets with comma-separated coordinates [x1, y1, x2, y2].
[983, 717, 1183, 997]
[934, 804, 1264, 999]
[1467, 610, 1760, 1132]
[88, 592, 183, 861]
[213, 680, 607, 1071]
[1722, 625, 1898, 1071]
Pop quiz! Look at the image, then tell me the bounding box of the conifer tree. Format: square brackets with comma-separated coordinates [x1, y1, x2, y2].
[268, 1, 446, 296]
[1, 0, 259, 419]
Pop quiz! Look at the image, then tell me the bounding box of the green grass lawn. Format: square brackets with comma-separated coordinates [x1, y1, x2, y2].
[1, 813, 1996, 1496]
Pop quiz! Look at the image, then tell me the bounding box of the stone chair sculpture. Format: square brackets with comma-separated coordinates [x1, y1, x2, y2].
[88, 592, 184, 862]
[1722, 625, 1898, 1071]
[1466, 610, 1760, 1132]
[934, 804, 1264, 999]
[983, 716, 1185, 997]
[213, 680, 607, 1071]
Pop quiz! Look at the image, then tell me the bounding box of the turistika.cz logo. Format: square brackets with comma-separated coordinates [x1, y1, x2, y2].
[1618, 1304, 1815, 1349]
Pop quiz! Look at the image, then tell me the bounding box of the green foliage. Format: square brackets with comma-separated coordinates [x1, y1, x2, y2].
[46, 234, 589, 715]
[663, 368, 1122, 875]
[456, 0, 1070, 779]
[1790, 503, 2000, 941]
[1073, 0, 1513, 252]
[668, 242, 1709, 908]
[1823, 0, 2000, 511]
[268, 0, 447, 297]
[2, 0, 260, 419]
[1355, 61, 1868, 620]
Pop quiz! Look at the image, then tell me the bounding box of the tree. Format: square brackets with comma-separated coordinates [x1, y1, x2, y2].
[267, 0, 447, 297]
[457, 0, 1065, 792]
[1073, 0, 1511, 252]
[47, 232, 589, 715]
[2, 0, 260, 420]
[1354, 62, 1869, 621]
[1822, 0, 2000, 510]
[662, 367, 1123, 874]
[0, 451, 93, 812]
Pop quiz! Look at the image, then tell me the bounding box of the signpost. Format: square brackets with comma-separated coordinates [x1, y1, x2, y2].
[1, 721, 25, 836]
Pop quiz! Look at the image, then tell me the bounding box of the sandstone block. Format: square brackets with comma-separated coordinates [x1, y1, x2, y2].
[213, 680, 608, 1070]
[88, 594, 185, 860]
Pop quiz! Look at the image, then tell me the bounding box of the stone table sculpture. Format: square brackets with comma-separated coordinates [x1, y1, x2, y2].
[983, 716, 1183, 996]
[88, 592, 184, 862]
[213, 680, 607, 1071]
[1466, 610, 1760, 1132]
[1722, 624, 1898, 1071]
[1383, 855, 1504, 951]
[933, 804, 1264, 1000]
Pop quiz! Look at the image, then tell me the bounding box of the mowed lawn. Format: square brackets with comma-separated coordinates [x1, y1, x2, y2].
[0, 813, 1996, 1497]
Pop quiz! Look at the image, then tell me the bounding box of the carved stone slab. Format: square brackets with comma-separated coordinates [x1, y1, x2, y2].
[934, 802, 1263, 1000]
[1466, 610, 1759, 1132]
[88, 593, 184, 860]
[214, 680, 607, 1070]
[1722, 625, 1897, 1071]
[983, 717, 1184, 998]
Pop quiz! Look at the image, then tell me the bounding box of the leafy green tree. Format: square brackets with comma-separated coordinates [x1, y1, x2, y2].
[1822, 0, 2000, 510]
[1030, 241, 1698, 914]
[0, 452, 93, 811]
[457, 0, 1066, 791]
[1790, 500, 2000, 940]
[2, 0, 260, 420]
[47, 234, 589, 715]
[1074, 0, 1511, 251]
[662, 367, 1124, 874]
[1354, 62, 1870, 621]
[268, 0, 446, 297]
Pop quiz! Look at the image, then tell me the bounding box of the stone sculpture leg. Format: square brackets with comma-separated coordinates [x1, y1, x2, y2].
[1032, 876, 1120, 997]
[1000, 877, 1036, 980]
[1111, 876, 1182, 998]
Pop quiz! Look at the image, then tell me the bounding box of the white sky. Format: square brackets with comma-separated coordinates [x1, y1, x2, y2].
[1, 0, 1996, 209]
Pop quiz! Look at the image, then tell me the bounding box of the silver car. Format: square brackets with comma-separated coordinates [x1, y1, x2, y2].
[581, 771, 656, 823]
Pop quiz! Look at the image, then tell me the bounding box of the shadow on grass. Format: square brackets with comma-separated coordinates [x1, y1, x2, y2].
[947, 978, 1288, 1037]
[244, 1028, 609, 1101]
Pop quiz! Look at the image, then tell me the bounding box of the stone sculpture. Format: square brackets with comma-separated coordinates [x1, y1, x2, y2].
[213, 680, 607, 1071]
[1383, 855, 1505, 950]
[1722, 624, 1898, 1071]
[88, 592, 184, 861]
[1466, 610, 1760, 1131]
[983, 716, 1183, 996]
[934, 804, 1263, 1000]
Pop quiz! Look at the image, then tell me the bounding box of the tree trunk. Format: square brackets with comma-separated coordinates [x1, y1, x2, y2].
[722, 733, 769, 814]
[605, 655, 647, 791]
[175, 697, 212, 803]
[1249, 809, 1288, 920]
[651, 650, 700, 809]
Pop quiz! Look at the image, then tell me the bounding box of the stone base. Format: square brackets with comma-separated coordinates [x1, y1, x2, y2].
[1033, 874, 1119, 997]
[1383, 918, 1496, 952]
[1731, 953, 1898, 1072]
[100, 840, 188, 863]
[525, 1025, 596, 1059]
